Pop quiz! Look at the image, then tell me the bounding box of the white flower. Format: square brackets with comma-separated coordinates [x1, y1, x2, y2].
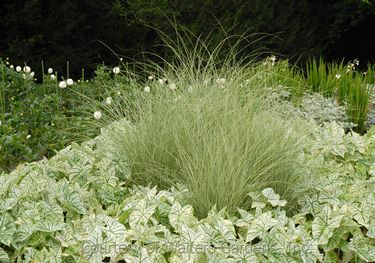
[335, 74, 341, 79]
[105, 97, 112, 105]
[16, 66, 22, 72]
[216, 78, 226, 85]
[117, 91, 121, 95]
[113, 67, 120, 74]
[50, 74, 56, 80]
[169, 83, 177, 91]
[30, 72, 35, 77]
[270, 55, 276, 62]
[144, 86, 151, 92]
[158, 78, 164, 85]
[148, 75, 154, 80]
[173, 95, 182, 102]
[23, 66, 31, 73]
[59, 81, 67, 89]
[10, 65, 14, 69]
[93, 111, 102, 120]
[120, 58, 123, 61]
[66, 78, 74, 86]
[26, 134, 31, 139]
[187, 86, 193, 92]
[48, 68, 53, 74]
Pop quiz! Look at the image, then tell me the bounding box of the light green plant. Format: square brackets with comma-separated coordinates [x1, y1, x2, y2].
[1, 120, 375, 262]
[299, 92, 354, 128]
[91, 30, 309, 218]
[118, 86, 305, 217]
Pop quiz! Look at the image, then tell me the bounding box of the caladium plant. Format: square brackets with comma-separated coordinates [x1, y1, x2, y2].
[0, 121, 375, 262]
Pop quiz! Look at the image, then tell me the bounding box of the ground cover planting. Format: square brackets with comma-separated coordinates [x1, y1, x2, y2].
[0, 33, 375, 262]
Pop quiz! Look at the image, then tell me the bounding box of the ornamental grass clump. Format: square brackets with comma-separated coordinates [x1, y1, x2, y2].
[114, 78, 305, 218]
[94, 28, 309, 217]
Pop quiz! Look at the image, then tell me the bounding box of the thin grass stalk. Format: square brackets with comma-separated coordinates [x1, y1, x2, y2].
[41, 60, 46, 95]
[0, 64, 6, 121]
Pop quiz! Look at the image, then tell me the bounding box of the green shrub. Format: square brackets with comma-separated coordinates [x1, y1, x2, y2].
[0, 59, 105, 172]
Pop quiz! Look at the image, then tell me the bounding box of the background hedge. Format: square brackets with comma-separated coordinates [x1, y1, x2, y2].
[0, 0, 374, 79]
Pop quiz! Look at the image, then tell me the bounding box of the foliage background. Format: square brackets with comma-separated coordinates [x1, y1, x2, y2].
[0, 0, 374, 79]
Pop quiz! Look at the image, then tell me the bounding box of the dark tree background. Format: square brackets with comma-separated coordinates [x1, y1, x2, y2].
[0, 0, 374, 79]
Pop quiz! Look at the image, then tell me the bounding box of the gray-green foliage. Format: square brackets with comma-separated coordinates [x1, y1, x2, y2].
[366, 84, 375, 128]
[263, 83, 354, 129]
[106, 75, 307, 218]
[299, 93, 355, 129]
